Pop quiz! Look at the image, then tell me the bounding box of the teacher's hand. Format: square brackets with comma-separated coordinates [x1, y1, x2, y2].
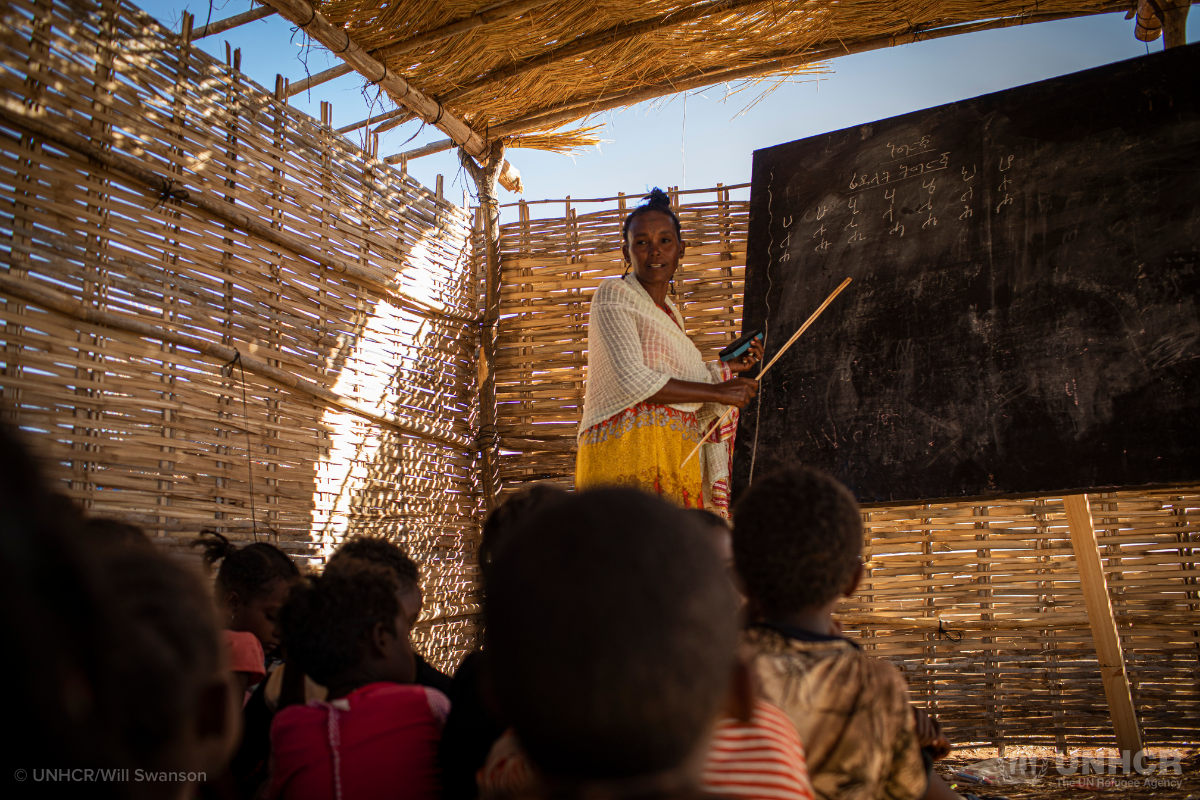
[728, 339, 764, 374]
[713, 377, 758, 409]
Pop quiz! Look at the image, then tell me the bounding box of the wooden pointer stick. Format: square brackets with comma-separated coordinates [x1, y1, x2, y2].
[679, 277, 852, 469]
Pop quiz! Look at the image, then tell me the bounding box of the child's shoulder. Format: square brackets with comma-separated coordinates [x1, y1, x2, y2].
[741, 626, 910, 688]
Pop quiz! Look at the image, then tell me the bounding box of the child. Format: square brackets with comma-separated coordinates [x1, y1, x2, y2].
[1, 424, 240, 799]
[194, 531, 300, 695]
[328, 536, 451, 693]
[268, 560, 447, 800]
[477, 497, 812, 800]
[484, 487, 754, 800]
[733, 465, 961, 800]
[440, 483, 568, 800]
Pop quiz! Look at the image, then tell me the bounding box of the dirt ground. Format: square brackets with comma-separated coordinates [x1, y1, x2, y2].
[935, 746, 1200, 799]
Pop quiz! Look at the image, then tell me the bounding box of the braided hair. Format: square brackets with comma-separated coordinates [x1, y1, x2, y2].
[621, 187, 681, 243]
[192, 531, 299, 601]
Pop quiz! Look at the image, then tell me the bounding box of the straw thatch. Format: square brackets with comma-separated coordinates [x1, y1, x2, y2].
[0, 0, 482, 670]
[311, 0, 1133, 153]
[486, 188, 1200, 746]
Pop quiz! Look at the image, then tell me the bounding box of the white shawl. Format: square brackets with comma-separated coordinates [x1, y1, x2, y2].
[579, 275, 730, 499]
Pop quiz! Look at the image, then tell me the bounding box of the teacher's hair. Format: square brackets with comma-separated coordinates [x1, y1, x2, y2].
[622, 187, 682, 242]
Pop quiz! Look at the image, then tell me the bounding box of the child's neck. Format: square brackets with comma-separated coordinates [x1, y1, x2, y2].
[325, 663, 392, 700]
[772, 600, 840, 637]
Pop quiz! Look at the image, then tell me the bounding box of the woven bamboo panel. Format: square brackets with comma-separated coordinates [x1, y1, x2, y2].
[491, 188, 1200, 745]
[0, 0, 480, 670]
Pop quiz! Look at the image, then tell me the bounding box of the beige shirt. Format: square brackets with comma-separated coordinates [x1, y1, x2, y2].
[741, 625, 928, 800]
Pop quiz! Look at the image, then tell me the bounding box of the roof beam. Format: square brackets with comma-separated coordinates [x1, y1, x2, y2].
[335, 107, 407, 135]
[285, 0, 554, 98]
[386, 5, 1126, 165]
[193, 6, 275, 39]
[436, 0, 767, 107]
[258, 0, 522, 192]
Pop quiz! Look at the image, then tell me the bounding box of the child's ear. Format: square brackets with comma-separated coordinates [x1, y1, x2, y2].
[371, 621, 392, 657]
[224, 590, 242, 617]
[842, 560, 865, 597]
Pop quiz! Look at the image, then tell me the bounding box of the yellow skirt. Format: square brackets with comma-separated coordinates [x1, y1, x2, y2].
[575, 401, 705, 509]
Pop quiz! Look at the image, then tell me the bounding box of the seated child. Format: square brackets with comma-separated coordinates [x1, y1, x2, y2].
[268, 560, 447, 800]
[477, 500, 812, 800]
[194, 531, 300, 693]
[484, 487, 779, 800]
[440, 483, 568, 800]
[3, 426, 239, 799]
[328, 536, 452, 694]
[733, 465, 961, 800]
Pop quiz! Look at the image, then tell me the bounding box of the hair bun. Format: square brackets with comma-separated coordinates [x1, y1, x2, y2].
[644, 187, 672, 210]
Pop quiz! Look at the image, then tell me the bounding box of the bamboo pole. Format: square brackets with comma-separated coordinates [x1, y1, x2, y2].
[460, 141, 508, 510]
[192, 6, 275, 39]
[0, 99, 476, 325]
[680, 277, 851, 468]
[256, 0, 523, 193]
[0, 273, 474, 449]
[1064, 494, 1144, 756]
[286, 0, 554, 97]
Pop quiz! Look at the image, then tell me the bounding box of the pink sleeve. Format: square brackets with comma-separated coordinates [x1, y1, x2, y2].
[223, 630, 266, 682]
[423, 686, 451, 730]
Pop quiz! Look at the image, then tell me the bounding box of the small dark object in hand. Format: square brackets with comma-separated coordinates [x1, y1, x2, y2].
[720, 329, 764, 362]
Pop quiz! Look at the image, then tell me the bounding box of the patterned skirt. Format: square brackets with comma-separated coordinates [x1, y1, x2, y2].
[574, 401, 705, 509]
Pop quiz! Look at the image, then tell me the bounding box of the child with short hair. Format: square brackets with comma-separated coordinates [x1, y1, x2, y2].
[485, 487, 792, 800]
[734, 465, 960, 800]
[328, 536, 451, 693]
[268, 560, 447, 800]
[477, 495, 811, 800]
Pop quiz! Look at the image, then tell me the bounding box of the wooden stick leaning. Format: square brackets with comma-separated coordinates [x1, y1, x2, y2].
[679, 277, 852, 468]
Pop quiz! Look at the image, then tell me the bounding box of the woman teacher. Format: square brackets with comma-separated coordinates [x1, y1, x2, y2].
[575, 189, 761, 514]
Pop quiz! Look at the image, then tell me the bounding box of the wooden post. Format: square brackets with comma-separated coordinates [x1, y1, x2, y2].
[460, 141, 507, 510]
[1063, 493, 1143, 756]
[1161, 1, 1190, 48]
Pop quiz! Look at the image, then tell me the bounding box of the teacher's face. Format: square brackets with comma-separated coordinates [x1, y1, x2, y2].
[624, 211, 684, 295]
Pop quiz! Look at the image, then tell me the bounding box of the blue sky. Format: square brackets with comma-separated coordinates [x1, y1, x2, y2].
[138, 2, 1196, 218]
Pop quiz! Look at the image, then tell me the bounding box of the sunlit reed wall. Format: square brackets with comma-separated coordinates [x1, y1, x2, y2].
[0, 0, 481, 669]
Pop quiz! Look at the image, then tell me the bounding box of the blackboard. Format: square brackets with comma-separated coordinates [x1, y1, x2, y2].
[733, 43, 1200, 504]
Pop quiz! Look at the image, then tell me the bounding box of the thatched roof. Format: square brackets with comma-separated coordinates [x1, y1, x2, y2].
[297, 0, 1130, 160]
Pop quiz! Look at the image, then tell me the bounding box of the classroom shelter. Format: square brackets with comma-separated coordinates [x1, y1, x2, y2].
[0, 0, 1195, 761]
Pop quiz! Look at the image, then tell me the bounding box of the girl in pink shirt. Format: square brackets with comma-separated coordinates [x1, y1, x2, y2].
[268, 560, 448, 800]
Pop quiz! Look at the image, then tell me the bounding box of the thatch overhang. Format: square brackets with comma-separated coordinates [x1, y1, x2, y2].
[270, 0, 1141, 165]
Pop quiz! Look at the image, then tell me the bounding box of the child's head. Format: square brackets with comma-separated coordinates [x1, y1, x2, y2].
[95, 543, 241, 790]
[1, 425, 238, 796]
[328, 536, 422, 626]
[281, 560, 415, 691]
[486, 488, 737, 785]
[194, 531, 299, 653]
[732, 465, 864, 618]
[480, 482, 568, 584]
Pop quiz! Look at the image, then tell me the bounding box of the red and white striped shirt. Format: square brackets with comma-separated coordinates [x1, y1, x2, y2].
[478, 698, 813, 800]
[704, 698, 814, 800]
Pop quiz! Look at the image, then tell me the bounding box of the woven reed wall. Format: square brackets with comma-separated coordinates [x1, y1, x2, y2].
[0, 0, 480, 669]
[492, 188, 1200, 745]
